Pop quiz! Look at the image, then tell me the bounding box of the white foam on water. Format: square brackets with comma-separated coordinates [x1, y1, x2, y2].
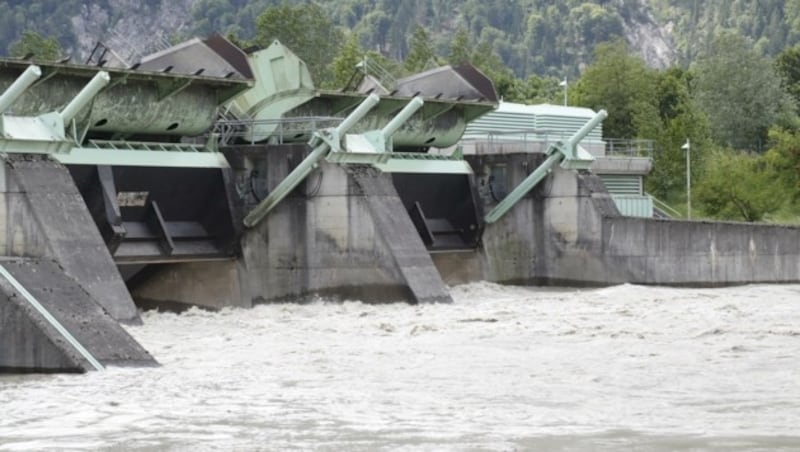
[1, 283, 800, 450]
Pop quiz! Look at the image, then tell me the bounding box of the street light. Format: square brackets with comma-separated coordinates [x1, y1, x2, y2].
[559, 77, 567, 106]
[682, 139, 691, 219]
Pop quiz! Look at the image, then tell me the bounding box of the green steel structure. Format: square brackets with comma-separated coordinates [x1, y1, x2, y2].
[0, 58, 250, 168]
[484, 109, 608, 224]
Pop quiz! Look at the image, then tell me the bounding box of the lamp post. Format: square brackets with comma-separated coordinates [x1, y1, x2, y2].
[682, 139, 691, 219]
[559, 77, 567, 106]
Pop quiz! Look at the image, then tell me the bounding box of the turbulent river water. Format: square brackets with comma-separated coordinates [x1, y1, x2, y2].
[1, 282, 800, 451]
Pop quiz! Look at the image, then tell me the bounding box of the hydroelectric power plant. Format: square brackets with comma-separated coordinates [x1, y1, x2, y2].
[3, 35, 800, 373]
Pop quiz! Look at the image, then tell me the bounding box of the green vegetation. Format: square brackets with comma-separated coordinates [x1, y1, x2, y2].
[6, 1, 800, 223]
[9, 30, 63, 60]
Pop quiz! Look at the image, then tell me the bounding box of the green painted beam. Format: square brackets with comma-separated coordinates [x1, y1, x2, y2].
[55, 147, 230, 168]
[373, 159, 473, 174]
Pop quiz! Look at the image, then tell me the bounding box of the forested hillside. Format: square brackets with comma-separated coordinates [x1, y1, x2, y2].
[3, 0, 799, 76]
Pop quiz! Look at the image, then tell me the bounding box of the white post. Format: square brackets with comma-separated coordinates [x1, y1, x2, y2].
[682, 139, 691, 219]
[560, 77, 568, 106]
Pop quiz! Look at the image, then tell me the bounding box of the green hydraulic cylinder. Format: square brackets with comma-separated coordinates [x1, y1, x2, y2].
[483, 152, 564, 224]
[483, 109, 607, 224]
[0, 65, 41, 114]
[60, 71, 111, 124]
[381, 96, 424, 139]
[561, 109, 608, 161]
[243, 93, 381, 228]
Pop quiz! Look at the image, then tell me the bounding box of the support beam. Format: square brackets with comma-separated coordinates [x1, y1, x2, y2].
[0, 65, 41, 114]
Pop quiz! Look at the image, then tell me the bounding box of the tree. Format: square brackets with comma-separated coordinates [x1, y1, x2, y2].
[775, 43, 800, 112]
[9, 30, 62, 61]
[765, 127, 800, 203]
[571, 39, 659, 140]
[516, 74, 561, 104]
[696, 148, 783, 222]
[693, 32, 795, 152]
[252, 3, 343, 86]
[404, 25, 436, 73]
[448, 26, 471, 65]
[470, 39, 521, 101]
[329, 33, 363, 89]
[646, 67, 712, 200]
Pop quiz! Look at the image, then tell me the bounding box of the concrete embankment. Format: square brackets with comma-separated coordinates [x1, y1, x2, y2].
[0, 156, 155, 372]
[0, 259, 154, 372]
[2, 156, 139, 321]
[601, 216, 800, 285]
[444, 153, 800, 287]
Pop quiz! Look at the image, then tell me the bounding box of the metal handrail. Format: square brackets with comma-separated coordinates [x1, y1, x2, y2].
[647, 192, 682, 218]
[210, 116, 342, 146]
[605, 138, 654, 158]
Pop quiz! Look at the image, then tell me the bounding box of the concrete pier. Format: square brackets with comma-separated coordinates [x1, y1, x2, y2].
[130, 144, 453, 307]
[1, 156, 140, 321]
[0, 259, 154, 372]
[0, 155, 156, 372]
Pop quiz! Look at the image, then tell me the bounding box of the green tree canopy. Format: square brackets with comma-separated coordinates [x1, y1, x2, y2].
[447, 26, 471, 65]
[571, 39, 659, 140]
[404, 25, 436, 73]
[252, 3, 343, 86]
[775, 43, 800, 112]
[696, 148, 783, 221]
[765, 126, 800, 203]
[646, 67, 712, 200]
[9, 30, 62, 61]
[329, 33, 364, 89]
[693, 32, 795, 152]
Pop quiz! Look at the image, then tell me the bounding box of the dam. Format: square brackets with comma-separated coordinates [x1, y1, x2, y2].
[1, 34, 800, 373]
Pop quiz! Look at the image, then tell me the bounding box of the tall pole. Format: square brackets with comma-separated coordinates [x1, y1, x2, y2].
[683, 139, 691, 219]
[563, 77, 568, 106]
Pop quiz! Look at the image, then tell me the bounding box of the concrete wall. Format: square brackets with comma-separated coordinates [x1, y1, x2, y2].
[467, 152, 800, 287]
[133, 144, 450, 307]
[130, 260, 248, 310]
[601, 217, 800, 285]
[0, 259, 155, 372]
[240, 156, 412, 303]
[0, 155, 156, 372]
[0, 156, 139, 321]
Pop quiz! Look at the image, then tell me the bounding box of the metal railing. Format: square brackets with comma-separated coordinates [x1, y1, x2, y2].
[459, 128, 610, 156]
[605, 138, 654, 158]
[647, 192, 683, 218]
[481, 129, 567, 154]
[210, 116, 342, 146]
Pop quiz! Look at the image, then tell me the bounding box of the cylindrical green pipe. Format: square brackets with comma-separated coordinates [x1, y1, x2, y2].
[60, 71, 110, 124]
[484, 152, 564, 224]
[243, 94, 381, 228]
[566, 109, 607, 151]
[0, 65, 41, 114]
[334, 93, 380, 136]
[381, 96, 424, 138]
